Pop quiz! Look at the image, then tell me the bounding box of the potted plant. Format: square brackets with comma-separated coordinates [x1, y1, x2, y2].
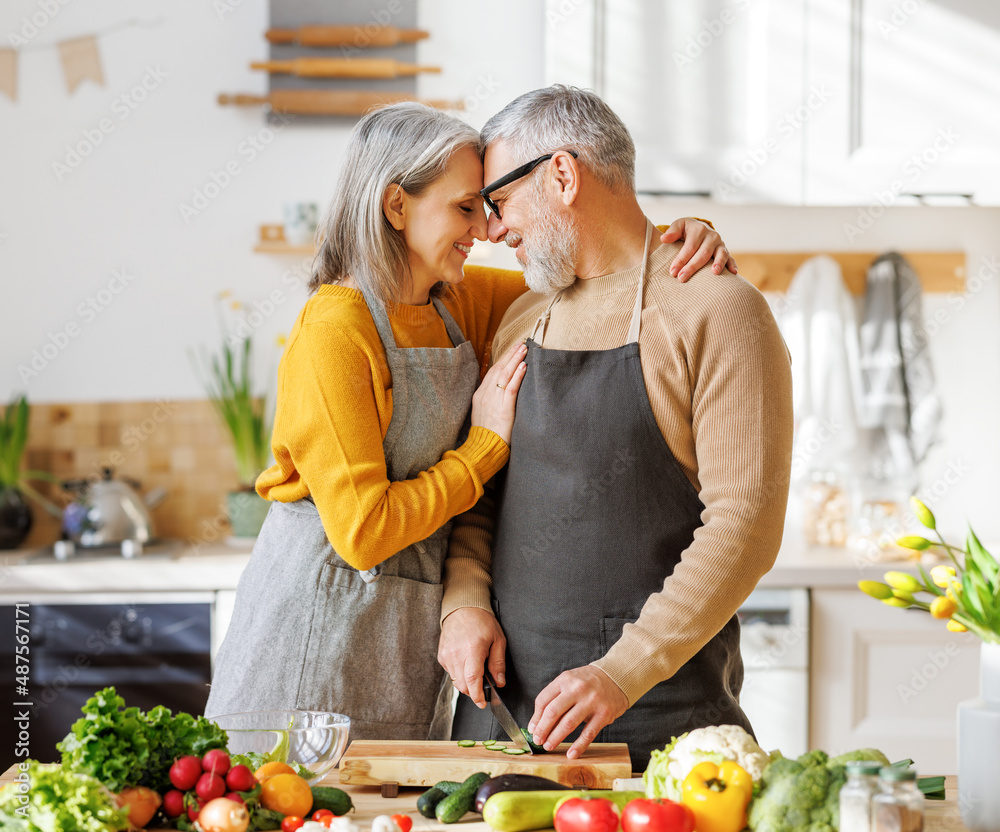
[0, 395, 59, 549]
[858, 498, 1000, 832]
[197, 334, 274, 539]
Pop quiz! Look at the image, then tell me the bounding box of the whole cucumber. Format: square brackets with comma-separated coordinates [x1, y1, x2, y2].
[310, 785, 354, 816]
[416, 780, 462, 819]
[473, 773, 570, 813]
[435, 771, 490, 824]
[483, 789, 645, 832]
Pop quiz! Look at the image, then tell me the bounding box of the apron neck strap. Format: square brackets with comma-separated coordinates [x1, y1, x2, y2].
[531, 218, 655, 348]
[626, 220, 655, 345]
[362, 287, 467, 352]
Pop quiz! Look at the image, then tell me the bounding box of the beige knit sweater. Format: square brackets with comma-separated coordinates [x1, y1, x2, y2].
[441, 239, 794, 707]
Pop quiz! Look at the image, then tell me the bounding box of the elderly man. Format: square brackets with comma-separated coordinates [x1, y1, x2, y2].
[437, 86, 794, 769]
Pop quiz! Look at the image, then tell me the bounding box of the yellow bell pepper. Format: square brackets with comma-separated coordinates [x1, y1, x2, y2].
[681, 761, 753, 832]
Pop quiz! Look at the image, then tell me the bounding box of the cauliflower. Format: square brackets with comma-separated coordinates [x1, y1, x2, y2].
[642, 724, 772, 801]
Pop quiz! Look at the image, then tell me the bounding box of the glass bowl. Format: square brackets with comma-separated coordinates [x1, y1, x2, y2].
[210, 709, 351, 785]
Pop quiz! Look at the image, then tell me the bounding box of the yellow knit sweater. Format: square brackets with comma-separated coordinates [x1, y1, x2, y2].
[441, 241, 795, 707]
[256, 267, 526, 571]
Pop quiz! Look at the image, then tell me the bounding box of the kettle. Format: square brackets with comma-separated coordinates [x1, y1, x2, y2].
[61, 467, 167, 549]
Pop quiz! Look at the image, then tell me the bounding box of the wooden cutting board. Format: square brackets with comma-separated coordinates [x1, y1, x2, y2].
[338, 740, 631, 788]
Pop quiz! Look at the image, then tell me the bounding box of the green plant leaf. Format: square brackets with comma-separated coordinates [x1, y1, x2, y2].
[917, 563, 945, 597]
[967, 527, 999, 584]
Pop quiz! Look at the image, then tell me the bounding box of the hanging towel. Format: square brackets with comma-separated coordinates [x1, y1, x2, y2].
[774, 254, 863, 481]
[857, 252, 942, 479]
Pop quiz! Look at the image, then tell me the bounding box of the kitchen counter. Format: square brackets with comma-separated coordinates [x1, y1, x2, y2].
[0, 528, 938, 596]
[0, 539, 254, 595]
[0, 767, 974, 830]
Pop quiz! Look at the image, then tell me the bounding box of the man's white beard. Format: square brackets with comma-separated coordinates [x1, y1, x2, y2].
[516, 185, 579, 295]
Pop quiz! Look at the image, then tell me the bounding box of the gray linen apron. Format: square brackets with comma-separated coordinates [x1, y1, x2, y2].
[206, 289, 479, 741]
[452, 223, 750, 769]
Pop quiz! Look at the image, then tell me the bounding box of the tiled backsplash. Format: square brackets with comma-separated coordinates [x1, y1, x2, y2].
[22, 400, 244, 548]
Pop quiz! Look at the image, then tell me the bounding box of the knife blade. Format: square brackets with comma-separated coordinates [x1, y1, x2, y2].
[484, 669, 532, 754]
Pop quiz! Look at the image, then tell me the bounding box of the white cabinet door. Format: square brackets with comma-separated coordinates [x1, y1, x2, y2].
[811, 587, 981, 773]
[545, 0, 807, 203]
[804, 0, 1000, 206]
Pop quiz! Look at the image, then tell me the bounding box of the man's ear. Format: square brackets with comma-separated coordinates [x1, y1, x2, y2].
[382, 183, 406, 230]
[549, 150, 580, 207]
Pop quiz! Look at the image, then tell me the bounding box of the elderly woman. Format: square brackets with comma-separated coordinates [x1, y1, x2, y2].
[205, 102, 733, 740]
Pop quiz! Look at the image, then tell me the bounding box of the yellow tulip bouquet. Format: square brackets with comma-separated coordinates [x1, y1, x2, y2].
[858, 497, 1000, 644]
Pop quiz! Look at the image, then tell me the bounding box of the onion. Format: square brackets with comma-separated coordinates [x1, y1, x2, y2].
[196, 797, 250, 832]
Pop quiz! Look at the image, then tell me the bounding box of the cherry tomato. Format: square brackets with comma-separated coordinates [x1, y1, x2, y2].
[621, 798, 696, 832]
[554, 797, 620, 832]
[281, 816, 305, 832]
[312, 809, 334, 821]
[391, 814, 413, 832]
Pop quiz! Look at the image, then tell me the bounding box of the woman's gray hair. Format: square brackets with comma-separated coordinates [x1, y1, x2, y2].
[309, 102, 482, 303]
[480, 85, 635, 193]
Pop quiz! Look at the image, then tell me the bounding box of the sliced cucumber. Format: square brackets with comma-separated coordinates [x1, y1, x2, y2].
[456, 739, 477, 747]
[502, 747, 529, 755]
[481, 739, 498, 747]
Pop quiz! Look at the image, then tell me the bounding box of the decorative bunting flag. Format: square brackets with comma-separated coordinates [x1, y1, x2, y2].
[0, 48, 16, 101]
[58, 34, 104, 94]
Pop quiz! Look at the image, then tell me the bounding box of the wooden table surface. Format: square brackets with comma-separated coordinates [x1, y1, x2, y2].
[0, 766, 971, 830]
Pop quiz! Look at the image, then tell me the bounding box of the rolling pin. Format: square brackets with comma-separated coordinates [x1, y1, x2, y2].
[217, 90, 463, 116]
[250, 58, 441, 79]
[265, 25, 429, 48]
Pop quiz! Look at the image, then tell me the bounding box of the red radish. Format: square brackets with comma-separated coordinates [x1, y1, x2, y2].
[170, 755, 203, 790]
[162, 789, 186, 818]
[202, 749, 232, 777]
[225, 764, 256, 792]
[196, 772, 227, 802]
[187, 800, 202, 821]
[225, 791, 246, 804]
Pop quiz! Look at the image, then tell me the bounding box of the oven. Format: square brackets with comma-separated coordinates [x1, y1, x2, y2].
[1, 593, 214, 763]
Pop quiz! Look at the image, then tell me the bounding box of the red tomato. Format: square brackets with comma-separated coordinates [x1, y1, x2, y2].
[312, 809, 334, 821]
[391, 814, 413, 832]
[554, 797, 620, 832]
[281, 816, 305, 832]
[621, 798, 696, 832]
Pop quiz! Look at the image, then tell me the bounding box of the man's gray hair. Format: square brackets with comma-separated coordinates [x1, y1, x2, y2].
[480, 85, 635, 193]
[309, 102, 482, 304]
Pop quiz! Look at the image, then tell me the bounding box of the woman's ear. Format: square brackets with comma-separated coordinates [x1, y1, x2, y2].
[382, 183, 406, 230]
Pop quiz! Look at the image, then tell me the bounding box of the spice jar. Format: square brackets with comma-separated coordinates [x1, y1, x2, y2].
[839, 760, 883, 832]
[872, 767, 924, 832]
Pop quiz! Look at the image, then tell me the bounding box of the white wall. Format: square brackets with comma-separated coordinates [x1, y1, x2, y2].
[1, 0, 546, 403]
[2, 1, 998, 538]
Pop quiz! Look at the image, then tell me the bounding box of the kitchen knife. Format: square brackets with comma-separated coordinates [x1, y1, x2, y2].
[484, 669, 532, 754]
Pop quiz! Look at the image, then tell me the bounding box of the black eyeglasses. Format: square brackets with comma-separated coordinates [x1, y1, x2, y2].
[480, 150, 579, 221]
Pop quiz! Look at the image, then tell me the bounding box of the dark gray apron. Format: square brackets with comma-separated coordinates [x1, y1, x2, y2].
[207, 290, 479, 741]
[452, 223, 750, 769]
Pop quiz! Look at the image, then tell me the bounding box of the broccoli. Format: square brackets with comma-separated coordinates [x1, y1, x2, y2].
[748, 747, 887, 832]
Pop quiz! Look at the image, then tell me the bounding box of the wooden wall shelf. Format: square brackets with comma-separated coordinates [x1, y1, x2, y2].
[735, 251, 966, 294]
[254, 223, 316, 256]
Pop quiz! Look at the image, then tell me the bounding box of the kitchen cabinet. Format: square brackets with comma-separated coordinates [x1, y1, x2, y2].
[803, 0, 1000, 206]
[810, 587, 981, 774]
[545, 0, 807, 203]
[546, 0, 1000, 205]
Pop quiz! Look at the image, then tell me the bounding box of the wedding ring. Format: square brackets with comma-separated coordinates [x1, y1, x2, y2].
[497, 383, 506, 389]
